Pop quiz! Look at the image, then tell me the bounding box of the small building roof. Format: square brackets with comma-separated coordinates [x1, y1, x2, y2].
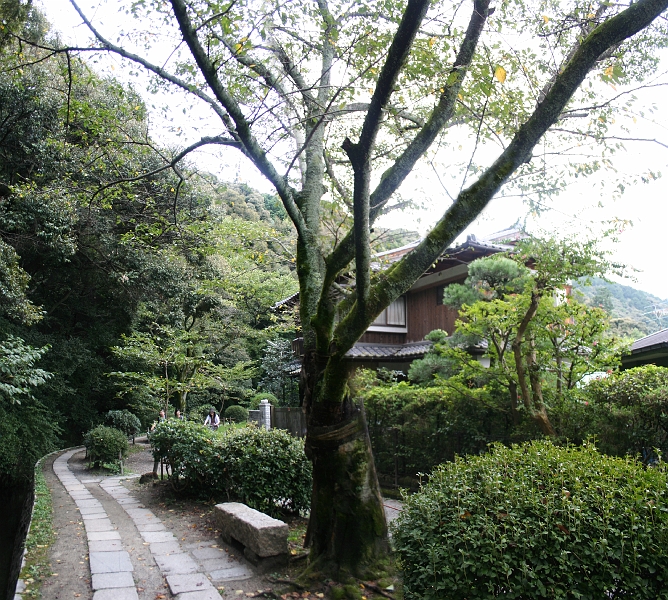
[630, 328, 668, 353]
[345, 340, 433, 361]
[622, 327, 668, 370]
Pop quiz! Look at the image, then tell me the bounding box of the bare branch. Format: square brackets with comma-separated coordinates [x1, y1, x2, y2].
[167, 0, 309, 240]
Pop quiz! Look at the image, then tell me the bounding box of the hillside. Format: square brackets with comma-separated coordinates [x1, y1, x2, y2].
[574, 277, 668, 339]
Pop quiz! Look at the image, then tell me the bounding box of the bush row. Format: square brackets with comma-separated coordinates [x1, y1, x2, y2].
[149, 420, 311, 515]
[394, 440, 668, 599]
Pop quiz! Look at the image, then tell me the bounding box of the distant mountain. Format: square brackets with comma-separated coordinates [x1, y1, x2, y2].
[574, 277, 668, 339]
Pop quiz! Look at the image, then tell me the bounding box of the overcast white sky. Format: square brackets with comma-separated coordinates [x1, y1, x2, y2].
[38, 0, 668, 303]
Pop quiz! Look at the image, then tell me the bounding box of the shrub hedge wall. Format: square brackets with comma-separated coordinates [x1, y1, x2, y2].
[394, 440, 668, 600]
[149, 420, 311, 515]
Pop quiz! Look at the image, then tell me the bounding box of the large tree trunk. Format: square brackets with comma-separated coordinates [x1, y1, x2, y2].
[304, 405, 388, 573]
[302, 354, 388, 574]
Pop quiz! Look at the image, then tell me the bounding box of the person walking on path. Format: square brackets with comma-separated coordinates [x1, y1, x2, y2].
[151, 409, 166, 475]
[204, 408, 220, 430]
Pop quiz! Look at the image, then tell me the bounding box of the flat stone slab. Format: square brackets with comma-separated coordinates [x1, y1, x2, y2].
[79, 506, 107, 516]
[125, 508, 155, 519]
[209, 566, 253, 581]
[136, 523, 166, 532]
[82, 512, 109, 521]
[89, 551, 133, 574]
[88, 531, 122, 541]
[177, 590, 223, 600]
[140, 531, 175, 543]
[214, 502, 288, 558]
[85, 519, 115, 532]
[191, 547, 228, 560]
[92, 588, 138, 600]
[89, 539, 124, 552]
[92, 571, 135, 590]
[150, 541, 182, 555]
[154, 553, 199, 574]
[117, 497, 143, 505]
[201, 557, 243, 573]
[166, 573, 215, 595]
[75, 499, 103, 509]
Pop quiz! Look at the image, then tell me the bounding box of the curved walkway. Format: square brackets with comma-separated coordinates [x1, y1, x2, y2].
[43, 448, 252, 600]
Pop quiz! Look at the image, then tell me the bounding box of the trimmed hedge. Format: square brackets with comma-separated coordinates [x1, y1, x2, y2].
[394, 440, 668, 600]
[224, 405, 249, 423]
[149, 420, 311, 515]
[83, 425, 128, 466]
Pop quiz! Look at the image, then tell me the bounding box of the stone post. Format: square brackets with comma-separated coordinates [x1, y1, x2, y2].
[259, 399, 271, 431]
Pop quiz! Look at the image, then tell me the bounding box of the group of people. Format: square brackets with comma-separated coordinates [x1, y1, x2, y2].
[150, 407, 220, 431]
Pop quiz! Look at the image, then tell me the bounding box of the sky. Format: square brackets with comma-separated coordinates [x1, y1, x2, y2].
[37, 0, 668, 303]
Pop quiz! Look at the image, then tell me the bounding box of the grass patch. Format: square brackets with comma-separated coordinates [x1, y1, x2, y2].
[19, 464, 55, 599]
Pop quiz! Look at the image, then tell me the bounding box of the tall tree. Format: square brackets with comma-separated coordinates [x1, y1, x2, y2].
[23, 0, 668, 572]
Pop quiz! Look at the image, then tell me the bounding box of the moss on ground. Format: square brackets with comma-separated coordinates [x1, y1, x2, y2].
[19, 465, 55, 599]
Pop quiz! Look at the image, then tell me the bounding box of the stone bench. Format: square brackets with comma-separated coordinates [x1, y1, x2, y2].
[214, 502, 289, 571]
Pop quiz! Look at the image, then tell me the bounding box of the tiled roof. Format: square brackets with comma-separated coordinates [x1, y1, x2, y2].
[631, 328, 668, 353]
[345, 341, 433, 360]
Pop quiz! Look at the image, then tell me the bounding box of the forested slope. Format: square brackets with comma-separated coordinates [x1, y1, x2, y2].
[0, 8, 298, 485]
[575, 277, 668, 339]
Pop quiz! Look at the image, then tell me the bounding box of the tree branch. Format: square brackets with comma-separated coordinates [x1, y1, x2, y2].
[332, 0, 668, 354]
[167, 0, 309, 241]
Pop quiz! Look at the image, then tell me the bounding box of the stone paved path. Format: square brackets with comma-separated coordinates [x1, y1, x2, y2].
[26, 448, 253, 600]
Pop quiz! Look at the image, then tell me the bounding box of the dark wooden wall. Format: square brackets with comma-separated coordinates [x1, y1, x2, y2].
[406, 285, 459, 342]
[358, 331, 407, 344]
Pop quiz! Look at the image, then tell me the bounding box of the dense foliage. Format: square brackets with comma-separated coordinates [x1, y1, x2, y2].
[394, 441, 668, 600]
[83, 425, 128, 467]
[149, 419, 311, 515]
[105, 410, 142, 438]
[0, 9, 298, 487]
[554, 366, 668, 462]
[356, 369, 534, 484]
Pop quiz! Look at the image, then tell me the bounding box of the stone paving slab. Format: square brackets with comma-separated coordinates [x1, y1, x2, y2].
[140, 531, 176, 543]
[89, 539, 124, 552]
[84, 518, 115, 532]
[150, 541, 182, 555]
[191, 547, 229, 560]
[136, 522, 166, 532]
[78, 506, 107, 515]
[92, 588, 138, 600]
[154, 553, 199, 574]
[81, 512, 109, 520]
[177, 589, 223, 600]
[166, 573, 215, 595]
[92, 571, 135, 590]
[116, 497, 143, 505]
[89, 550, 134, 573]
[209, 566, 253, 581]
[125, 508, 155, 519]
[76, 499, 103, 508]
[201, 557, 246, 574]
[88, 531, 122, 541]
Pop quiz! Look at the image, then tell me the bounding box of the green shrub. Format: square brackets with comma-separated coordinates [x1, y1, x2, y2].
[105, 410, 142, 437]
[249, 392, 278, 409]
[220, 426, 311, 514]
[83, 425, 128, 466]
[225, 405, 249, 423]
[555, 366, 668, 462]
[149, 420, 311, 515]
[394, 440, 668, 600]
